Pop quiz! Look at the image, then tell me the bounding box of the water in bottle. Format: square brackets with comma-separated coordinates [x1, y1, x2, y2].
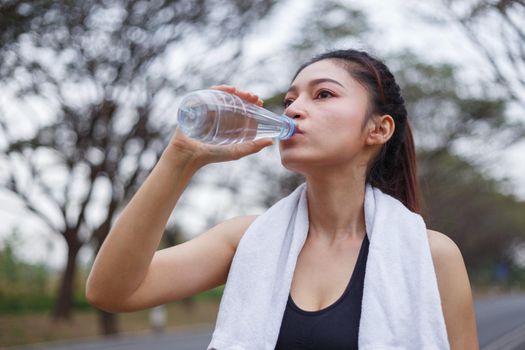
[177, 89, 296, 145]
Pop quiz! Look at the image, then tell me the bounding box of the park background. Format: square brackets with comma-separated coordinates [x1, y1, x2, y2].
[0, 0, 524, 347]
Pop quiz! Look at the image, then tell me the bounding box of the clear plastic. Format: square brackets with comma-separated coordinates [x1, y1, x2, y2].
[177, 89, 296, 145]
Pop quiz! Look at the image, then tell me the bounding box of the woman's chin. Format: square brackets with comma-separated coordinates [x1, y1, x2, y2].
[279, 151, 316, 173]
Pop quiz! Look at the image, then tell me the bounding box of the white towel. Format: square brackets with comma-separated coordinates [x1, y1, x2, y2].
[208, 183, 449, 350]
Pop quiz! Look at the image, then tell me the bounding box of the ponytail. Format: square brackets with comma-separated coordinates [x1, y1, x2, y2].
[368, 120, 421, 213]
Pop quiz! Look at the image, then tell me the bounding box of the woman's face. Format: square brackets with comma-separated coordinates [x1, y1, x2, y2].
[279, 59, 372, 174]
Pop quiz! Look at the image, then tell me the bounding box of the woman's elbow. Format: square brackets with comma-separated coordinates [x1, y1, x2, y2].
[85, 276, 119, 313]
[85, 282, 145, 313]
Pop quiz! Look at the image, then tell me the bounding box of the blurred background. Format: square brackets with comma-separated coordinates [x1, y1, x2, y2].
[0, 0, 524, 348]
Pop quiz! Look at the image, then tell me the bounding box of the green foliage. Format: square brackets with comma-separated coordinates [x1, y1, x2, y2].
[0, 294, 54, 314]
[419, 149, 525, 270]
[288, 0, 370, 61]
[194, 285, 225, 301]
[391, 50, 517, 150]
[0, 293, 91, 315]
[0, 228, 222, 314]
[0, 230, 92, 314]
[0, 230, 49, 297]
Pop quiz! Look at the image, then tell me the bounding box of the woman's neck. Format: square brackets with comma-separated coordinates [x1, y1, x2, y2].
[305, 168, 367, 245]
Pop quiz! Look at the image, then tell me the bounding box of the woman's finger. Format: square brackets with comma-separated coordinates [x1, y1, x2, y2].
[209, 85, 262, 106]
[210, 85, 236, 93]
[239, 91, 262, 105]
[230, 138, 274, 159]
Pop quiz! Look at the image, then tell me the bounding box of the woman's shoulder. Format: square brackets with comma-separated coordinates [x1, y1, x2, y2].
[426, 229, 479, 348]
[221, 215, 259, 251]
[426, 229, 463, 266]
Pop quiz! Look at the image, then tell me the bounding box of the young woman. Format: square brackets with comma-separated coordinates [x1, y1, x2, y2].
[86, 49, 479, 349]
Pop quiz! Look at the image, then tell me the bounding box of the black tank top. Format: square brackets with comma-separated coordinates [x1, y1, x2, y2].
[275, 234, 369, 350]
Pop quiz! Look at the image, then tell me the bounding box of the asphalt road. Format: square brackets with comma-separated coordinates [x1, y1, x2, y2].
[475, 292, 525, 350]
[8, 326, 214, 350]
[9, 293, 525, 350]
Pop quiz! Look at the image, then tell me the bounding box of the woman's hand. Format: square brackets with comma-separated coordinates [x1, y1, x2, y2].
[166, 85, 273, 168]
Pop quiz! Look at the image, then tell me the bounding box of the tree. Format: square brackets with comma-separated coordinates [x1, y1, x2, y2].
[286, 0, 370, 62]
[419, 148, 525, 273]
[392, 50, 524, 157]
[439, 0, 525, 111]
[0, 0, 279, 334]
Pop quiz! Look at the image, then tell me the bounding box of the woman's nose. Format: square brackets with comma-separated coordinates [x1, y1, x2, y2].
[284, 102, 305, 120]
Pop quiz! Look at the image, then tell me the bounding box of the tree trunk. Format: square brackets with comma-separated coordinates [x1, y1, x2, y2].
[52, 242, 81, 321]
[183, 297, 196, 312]
[98, 309, 120, 335]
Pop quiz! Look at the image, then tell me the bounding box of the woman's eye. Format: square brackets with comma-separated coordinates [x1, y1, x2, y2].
[283, 90, 332, 108]
[317, 90, 333, 99]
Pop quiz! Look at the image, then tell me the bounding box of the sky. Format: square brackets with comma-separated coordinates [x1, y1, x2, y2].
[1, 0, 524, 270]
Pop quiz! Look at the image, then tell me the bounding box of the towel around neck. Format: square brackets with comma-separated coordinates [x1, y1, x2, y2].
[208, 182, 450, 350]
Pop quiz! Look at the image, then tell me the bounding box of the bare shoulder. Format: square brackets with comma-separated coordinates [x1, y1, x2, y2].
[426, 229, 480, 350]
[426, 228, 467, 301]
[222, 214, 258, 250]
[426, 229, 462, 263]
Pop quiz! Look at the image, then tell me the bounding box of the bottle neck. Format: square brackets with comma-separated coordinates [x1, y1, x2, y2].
[279, 117, 296, 140]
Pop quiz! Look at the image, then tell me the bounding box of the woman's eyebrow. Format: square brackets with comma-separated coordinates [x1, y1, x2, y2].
[286, 78, 344, 94]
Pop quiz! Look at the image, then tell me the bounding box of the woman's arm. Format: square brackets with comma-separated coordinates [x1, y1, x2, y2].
[85, 147, 196, 311]
[427, 229, 480, 350]
[86, 86, 272, 312]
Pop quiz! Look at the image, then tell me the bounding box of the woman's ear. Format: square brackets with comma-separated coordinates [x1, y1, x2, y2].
[365, 114, 395, 146]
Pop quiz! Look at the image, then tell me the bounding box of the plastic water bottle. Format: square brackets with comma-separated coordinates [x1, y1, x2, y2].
[177, 89, 296, 145]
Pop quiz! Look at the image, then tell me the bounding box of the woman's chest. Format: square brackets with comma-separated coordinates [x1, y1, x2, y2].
[289, 241, 362, 312]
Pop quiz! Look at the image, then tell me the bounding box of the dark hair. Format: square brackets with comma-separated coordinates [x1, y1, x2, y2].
[293, 49, 422, 214]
